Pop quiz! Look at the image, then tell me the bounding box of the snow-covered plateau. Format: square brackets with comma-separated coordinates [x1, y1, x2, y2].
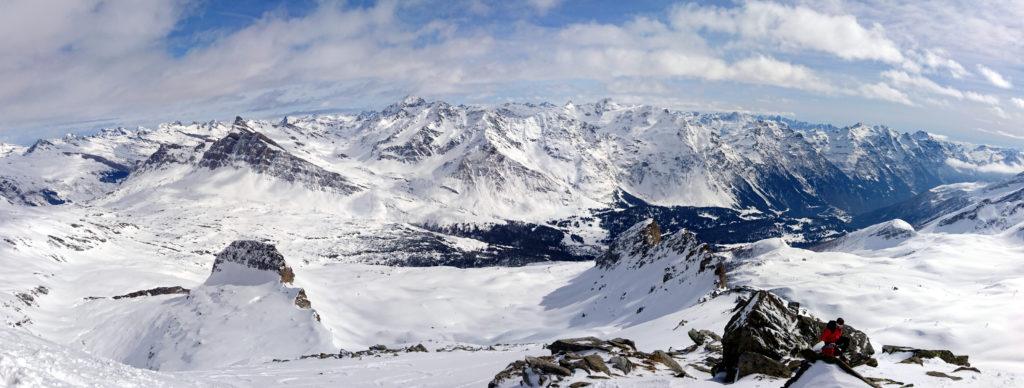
[1, 98, 1023, 387]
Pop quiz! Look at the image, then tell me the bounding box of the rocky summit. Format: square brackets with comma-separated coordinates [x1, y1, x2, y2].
[206, 240, 296, 286]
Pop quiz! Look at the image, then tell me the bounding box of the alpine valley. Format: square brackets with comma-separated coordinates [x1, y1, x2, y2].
[2, 98, 1023, 387]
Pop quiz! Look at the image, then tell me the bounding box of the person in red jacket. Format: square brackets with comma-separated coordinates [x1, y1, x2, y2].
[820, 320, 842, 357]
[835, 317, 851, 356]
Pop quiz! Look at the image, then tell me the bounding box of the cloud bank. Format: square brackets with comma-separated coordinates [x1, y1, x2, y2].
[0, 0, 1020, 145]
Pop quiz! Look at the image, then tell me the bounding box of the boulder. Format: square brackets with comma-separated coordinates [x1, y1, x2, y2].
[926, 371, 963, 381]
[609, 355, 634, 374]
[650, 350, 686, 376]
[717, 290, 876, 381]
[881, 345, 970, 367]
[582, 354, 612, 375]
[490, 337, 689, 387]
[548, 337, 636, 354]
[688, 329, 721, 345]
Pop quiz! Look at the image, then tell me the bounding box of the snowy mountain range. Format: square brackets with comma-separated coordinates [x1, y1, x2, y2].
[2, 97, 1021, 267]
[2, 98, 1024, 387]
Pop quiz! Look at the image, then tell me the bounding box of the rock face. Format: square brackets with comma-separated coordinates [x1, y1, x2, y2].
[488, 337, 689, 388]
[206, 240, 295, 286]
[544, 219, 725, 326]
[716, 290, 876, 381]
[205, 240, 316, 315]
[199, 118, 360, 194]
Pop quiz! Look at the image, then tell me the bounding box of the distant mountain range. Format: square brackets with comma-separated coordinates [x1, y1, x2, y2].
[2, 97, 1021, 265]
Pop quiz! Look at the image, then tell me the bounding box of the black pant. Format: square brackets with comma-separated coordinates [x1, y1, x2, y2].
[836, 336, 851, 354]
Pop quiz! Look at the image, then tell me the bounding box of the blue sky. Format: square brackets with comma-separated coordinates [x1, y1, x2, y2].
[0, 0, 1021, 145]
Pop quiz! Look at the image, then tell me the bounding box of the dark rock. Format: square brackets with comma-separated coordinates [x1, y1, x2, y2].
[865, 377, 906, 386]
[650, 350, 686, 376]
[717, 290, 876, 380]
[407, 344, 428, 352]
[568, 382, 591, 388]
[199, 130, 360, 194]
[526, 356, 573, 377]
[596, 219, 661, 269]
[294, 289, 312, 309]
[926, 371, 963, 381]
[488, 360, 528, 388]
[112, 286, 189, 300]
[952, 366, 980, 373]
[582, 354, 612, 375]
[737, 351, 791, 379]
[688, 328, 721, 345]
[548, 337, 634, 354]
[881, 345, 970, 367]
[209, 240, 295, 285]
[608, 355, 634, 375]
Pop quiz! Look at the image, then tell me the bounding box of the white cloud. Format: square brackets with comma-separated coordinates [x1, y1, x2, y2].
[906, 49, 969, 78]
[945, 158, 1024, 174]
[965, 91, 1000, 105]
[990, 106, 1010, 119]
[671, 1, 904, 63]
[1012, 98, 1024, 109]
[977, 64, 1013, 89]
[0, 0, 1019, 145]
[526, 0, 561, 15]
[882, 70, 963, 99]
[858, 82, 914, 105]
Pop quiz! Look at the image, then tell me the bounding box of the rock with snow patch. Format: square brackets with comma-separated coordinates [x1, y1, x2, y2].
[716, 290, 876, 381]
[489, 337, 689, 387]
[206, 240, 296, 286]
[881, 345, 970, 367]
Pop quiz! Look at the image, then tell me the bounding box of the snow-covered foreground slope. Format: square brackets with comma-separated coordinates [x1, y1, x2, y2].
[2, 204, 1023, 386]
[734, 232, 1024, 371]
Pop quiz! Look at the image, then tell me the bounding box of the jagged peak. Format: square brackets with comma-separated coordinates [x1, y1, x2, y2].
[401, 95, 427, 107]
[232, 116, 249, 130]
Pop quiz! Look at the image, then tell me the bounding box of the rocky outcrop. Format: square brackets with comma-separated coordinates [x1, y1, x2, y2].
[544, 219, 726, 326]
[205, 240, 315, 314]
[206, 240, 294, 286]
[716, 290, 876, 381]
[112, 286, 189, 300]
[595, 218, 662, 269]
[881, 345, 970, 367]
[199, 119, 360, 194]
[488, 337, 690, 388]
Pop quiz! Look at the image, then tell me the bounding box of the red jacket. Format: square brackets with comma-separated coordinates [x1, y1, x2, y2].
[820, 327, 842, 344]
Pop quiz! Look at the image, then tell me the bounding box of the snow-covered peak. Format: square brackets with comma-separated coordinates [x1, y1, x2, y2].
[401, 95, 427, 107]
[0, 142, 24, 157]
[813, 219, 916, 252]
